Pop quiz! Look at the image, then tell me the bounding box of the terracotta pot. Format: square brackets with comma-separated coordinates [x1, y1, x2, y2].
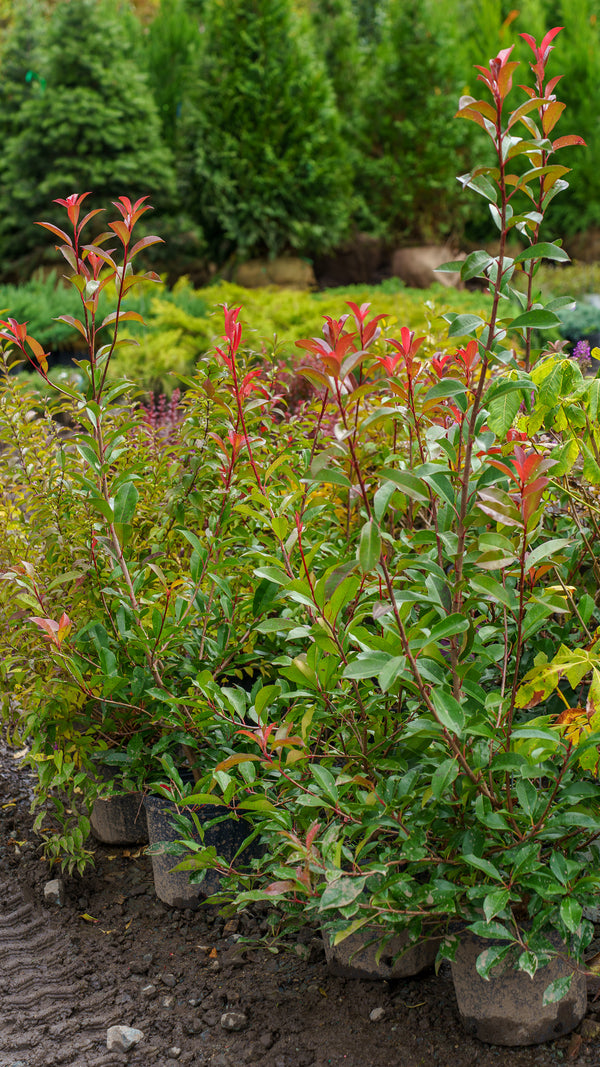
[322, 924, 438, 980]
[143, 794, 251, 909]
[451, 931, 586, 1046]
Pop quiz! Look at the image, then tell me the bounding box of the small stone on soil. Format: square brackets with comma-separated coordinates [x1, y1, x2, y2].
[141, 984, 156, 998]
[220, 1010, 248, 1031]
[167, 1047, 182, 1059]
[581, 1017, 600, 1040]
[43, 878, 65, 905]
[183, 1017, 203, 1035]
[161, 995, 176, 1009]
[106, 1025, 144, 1051]
[202, 1010, 221, 1027]
[161, 972, 177, 987]
[129, 958, 151, 974]
[369, 1006, 386, 1022]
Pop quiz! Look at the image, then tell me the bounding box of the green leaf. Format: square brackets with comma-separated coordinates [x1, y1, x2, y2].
[378, 655, 406, 693]
[254, 684, 281, 718]
[311, 763, 338, 803]
[475, 943, 512, 978]
[254, 618, 297, 634]
[358, 520, 381, 574]
[319, 876, 367, 911]
[373, 481, 399, 523]
[483, 889, 510, 923]
[542, 974, 573, 1005]
[485, 377, 534, 404]
[429, 614, 470, 642]
[550, 438, 579, 478]
[436, 259, 465, 272]
[463, 854, 502, 880]
[468, 919, 512, 939]
[343, 652, 391, 680]
[560, 897, 582, 933]
[518, 951, 538, 978]
[470, 574, 518, 612]
[515, 779, 537, 819]
[113, 481, 139, 525]
[87, 496, 114, 522]
[178, 529, 203, 553]
[487, 388, 522, 437]
[461, 250, 494, 281]
[253, 566, 288, 586]
[380, 469, 430, 503]
[459, 173, 499, 203]
[525, 538, 570, 573]
[308, 467, 351, 488]
[238, 796, 277, 812]
[546, 296, 576, 313]
[446, 314, 484, 337]
[425, 378, 468, 402]
[510, 309, 561, 330]
[431, 758, 459, 799]
[252, 578, 280, 616]
[579, 594, 595, 627]
[431, 690, 465, 738]
[514, 242, 570, 263]
[75, 442, 101, 471]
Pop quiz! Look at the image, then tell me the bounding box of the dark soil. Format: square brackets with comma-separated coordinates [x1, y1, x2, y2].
[1, 740, 599, 1067]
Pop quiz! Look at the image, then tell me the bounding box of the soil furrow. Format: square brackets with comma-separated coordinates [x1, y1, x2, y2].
[3, 981, 88, 1007]
[0, 899, 34, 925]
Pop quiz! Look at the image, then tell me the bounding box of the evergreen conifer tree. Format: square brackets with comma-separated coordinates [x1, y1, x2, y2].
[0, 0, 176, 276]
[304, 0, 363, 120]
[0, 0, 46, 143]
[180, 0, 352, 264]
[356, 0, 471, 245]
[145, 0, 200, 151]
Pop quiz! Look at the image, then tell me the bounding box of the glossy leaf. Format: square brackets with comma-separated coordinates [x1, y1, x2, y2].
[358, 520, 381, 574]
[319, 876, 367, 911]
[113, 481, 139, 525]
[510, 309, 561, 329]
[513, 242, 569, 263]
[542, 975, 573, 1005]
[431, 690, 465, 737]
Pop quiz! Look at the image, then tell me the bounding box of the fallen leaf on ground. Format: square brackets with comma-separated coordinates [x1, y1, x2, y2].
[567, 1032, 582, 1059]
[587, 951, 600, 973]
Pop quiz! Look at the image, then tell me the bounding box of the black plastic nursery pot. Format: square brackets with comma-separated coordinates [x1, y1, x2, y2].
[451, 931, 586, 1046]
[89, 762, 148, 846]
[143, 793, 251, 909]
[90, 790, 148, 846]
[322, 923, 438, 980]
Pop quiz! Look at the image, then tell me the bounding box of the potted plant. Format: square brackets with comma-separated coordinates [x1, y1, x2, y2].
[0, 194, 292, 876]
[173, 27, 600, 1043]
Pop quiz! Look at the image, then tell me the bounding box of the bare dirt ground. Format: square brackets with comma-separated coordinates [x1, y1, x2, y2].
[2, 738, 600, 1067]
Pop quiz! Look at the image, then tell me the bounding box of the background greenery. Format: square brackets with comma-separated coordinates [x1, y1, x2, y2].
[4, 273, 495, 393]
[1, 0, 600, 283]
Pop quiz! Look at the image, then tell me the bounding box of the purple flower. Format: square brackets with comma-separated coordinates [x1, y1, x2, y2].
[572, 339, 592, 370]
